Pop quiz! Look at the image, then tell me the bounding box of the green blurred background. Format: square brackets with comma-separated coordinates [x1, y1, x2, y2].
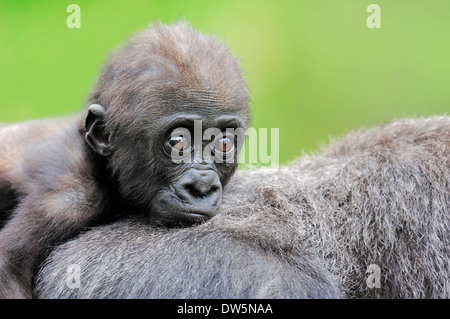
[1, 0, 449, 165]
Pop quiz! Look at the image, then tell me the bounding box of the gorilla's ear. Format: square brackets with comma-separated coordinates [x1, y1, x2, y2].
[85, 104, 112, 156]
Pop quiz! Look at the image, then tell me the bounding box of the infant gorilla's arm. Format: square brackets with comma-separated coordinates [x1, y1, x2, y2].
[0, 118, 102, 298]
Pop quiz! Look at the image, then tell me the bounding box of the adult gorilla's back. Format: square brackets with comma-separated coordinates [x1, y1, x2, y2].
[35, 220, 341, 299]
[35, 116, 450, 299]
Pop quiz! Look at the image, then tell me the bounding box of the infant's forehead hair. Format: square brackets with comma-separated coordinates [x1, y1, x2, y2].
[92, 22, 249, 117]
[130, 21, 224, 53]
[114, 21, 243, 83]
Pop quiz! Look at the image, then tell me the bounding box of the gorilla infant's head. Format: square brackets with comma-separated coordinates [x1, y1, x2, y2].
[83, 22, 250, 225]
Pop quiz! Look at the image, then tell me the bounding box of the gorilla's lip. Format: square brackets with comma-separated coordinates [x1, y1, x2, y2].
[176, 204, 217, 219]
[154, 191, 218, 221]
[179, 210, 211, 219]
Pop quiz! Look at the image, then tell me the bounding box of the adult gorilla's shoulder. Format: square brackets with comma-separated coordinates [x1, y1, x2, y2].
[35, 116, 450, 299]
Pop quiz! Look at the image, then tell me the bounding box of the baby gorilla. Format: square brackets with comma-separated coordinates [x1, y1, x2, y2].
[0, 22, 250, 298]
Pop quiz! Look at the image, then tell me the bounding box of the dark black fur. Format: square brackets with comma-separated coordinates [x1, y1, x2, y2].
[0, 182, 19, 228]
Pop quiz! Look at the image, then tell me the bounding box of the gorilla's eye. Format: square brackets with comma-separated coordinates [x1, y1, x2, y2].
[217, 136, 234, 153]
[168, 135, 190, 152]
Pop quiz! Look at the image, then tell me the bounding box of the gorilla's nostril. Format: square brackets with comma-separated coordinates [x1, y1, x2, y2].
[186, 183, 218, 199]
[186, 184, 204, 198]
[174, 169, 222, 206]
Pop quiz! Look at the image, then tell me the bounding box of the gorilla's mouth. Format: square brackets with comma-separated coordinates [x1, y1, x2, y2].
[179, 210, 212, 220]
[171, 199, 220, 219]
[152, 190, 220, 225]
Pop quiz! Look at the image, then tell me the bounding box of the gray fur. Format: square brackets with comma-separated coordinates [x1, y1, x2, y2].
[35, 116, 449, 298]
[35, 221, 342, 299]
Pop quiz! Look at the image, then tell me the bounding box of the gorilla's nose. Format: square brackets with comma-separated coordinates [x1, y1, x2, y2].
[174, 169, 222, 208]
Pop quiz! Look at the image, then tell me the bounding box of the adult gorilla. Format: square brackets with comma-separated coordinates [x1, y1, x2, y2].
[35, 116, 449, 299]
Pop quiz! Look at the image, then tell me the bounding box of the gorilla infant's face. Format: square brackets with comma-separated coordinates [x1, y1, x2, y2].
[148, 109, 245, 225]
[90, 103, 247, 226]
